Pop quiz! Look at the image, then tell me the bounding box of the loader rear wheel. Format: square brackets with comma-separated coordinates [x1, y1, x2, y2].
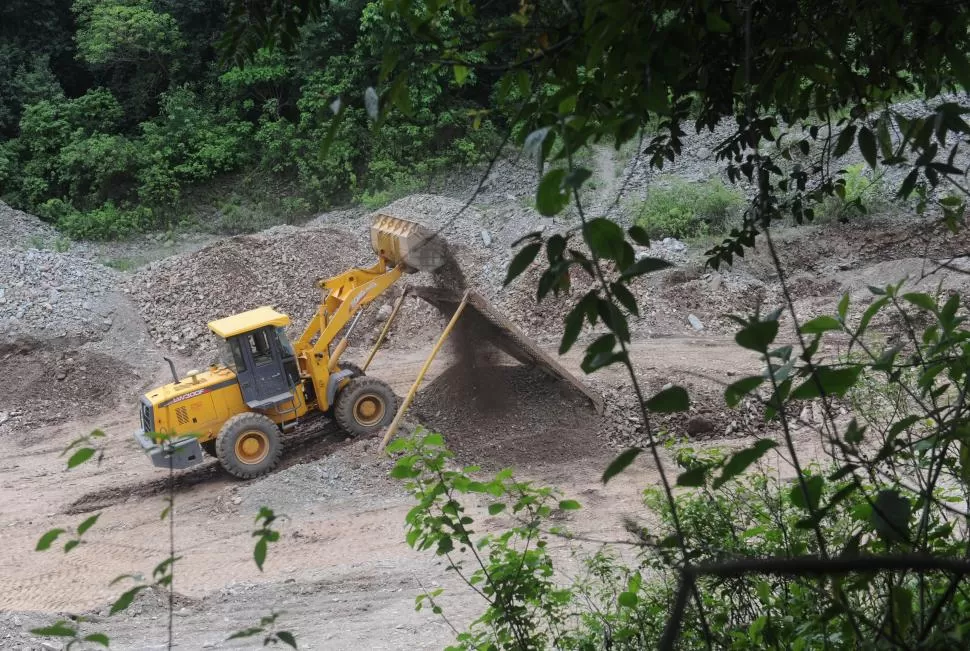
[216, 413, 283, 479]
[334, 376, 396, 437]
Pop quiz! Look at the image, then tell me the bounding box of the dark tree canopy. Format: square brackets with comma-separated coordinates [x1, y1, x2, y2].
[225, 0, 970, 265]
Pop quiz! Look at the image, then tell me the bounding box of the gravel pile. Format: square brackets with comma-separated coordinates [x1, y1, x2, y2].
[0, 201, 58, 249]
[128, 225, 381, 354]
[0, 248, 124, 343]
[412, 363, 606, 469]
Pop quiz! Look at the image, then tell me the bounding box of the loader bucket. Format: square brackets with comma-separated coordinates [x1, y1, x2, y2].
[371, 213, 447, 273]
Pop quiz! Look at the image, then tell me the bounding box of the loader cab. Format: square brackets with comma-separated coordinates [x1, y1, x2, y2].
[208, 307, 300, 409]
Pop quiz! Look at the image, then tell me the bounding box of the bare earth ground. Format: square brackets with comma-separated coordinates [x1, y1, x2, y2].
[0, 339, 759, 650]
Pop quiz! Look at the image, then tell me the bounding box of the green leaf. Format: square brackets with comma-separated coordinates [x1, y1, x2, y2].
[30, 622, 77, 637]
[618, 591, 639, 608]
[858, 126, 877, 168]
[564, 167, 592, 190]
[436, 536, 454, 555]
[558, 500, 581, 511]
[77, 513, 100, 536]
[581, 350, 626, 373]
[834, 124, 857, 157]
[277, 631, 298, 649]
[611, 282, 639, 316]
[712, 440, 777, 489]
[536, 169, 569, 216]
[790, 366, 862, 400]
[504, 242, 541, 285]
[84, 633, 111, 647]
[902, 292, 936, 312]
[602, 448, 641, 483]
[560, 293, 595, 355]
[227, 627, 265, 640]
[64, 539, 80, 553]
[627, 225, 651, 246]
[584, 218, 627, 264]
[487, 503, 506, 515]
[645, 385, 689, 413]
[789, 475, 824, 512]
[890, 586, 914, 636]
[705, 12, 731, 32]
[389, 73, 413, 117]
[254, 538, 267, 571]
[36, 528, 66, 551]
[800, 316, 842, 334]
[618, 256, 672, 281]
[947, 45, 970, 88]
[389, 463, 420, 479]
[67, 447, 95, 469]
[110, 585, 147, 615]
[452, 64, 469, 85]
[870, 489, 911, 543]
[857, 296, 889, 336]
[844, 419, 866, 444]
[676, 466, 708, 487]
[735, 320, 779, 352]
[898, 168, 919, 199]
[837, 293, 850, 322]
[725, 376, 763, 408]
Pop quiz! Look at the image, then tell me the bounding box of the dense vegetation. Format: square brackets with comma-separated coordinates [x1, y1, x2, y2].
[0, 0, 499, 238]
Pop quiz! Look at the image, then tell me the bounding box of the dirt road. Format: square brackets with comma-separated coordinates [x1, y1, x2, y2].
[0, 336, 755, 650]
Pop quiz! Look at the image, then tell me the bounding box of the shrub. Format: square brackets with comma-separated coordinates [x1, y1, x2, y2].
[634, 178, 743, 239]
[818, 163, 890, 222]
[56, 201, 154, 240]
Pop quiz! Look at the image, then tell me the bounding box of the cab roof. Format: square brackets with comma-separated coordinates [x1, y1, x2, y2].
[207, 307, 290, 338]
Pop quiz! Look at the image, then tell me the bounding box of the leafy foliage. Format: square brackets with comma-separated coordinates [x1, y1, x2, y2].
[385, 281, 970, 649]
[0, 0, 498, 238]
[634, 179, 743, 240]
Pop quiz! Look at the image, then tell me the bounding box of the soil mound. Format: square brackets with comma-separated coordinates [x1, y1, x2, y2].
[0, 241, 150, 430]
[0, 338, 143, 429]
[412, 364, 605, 468]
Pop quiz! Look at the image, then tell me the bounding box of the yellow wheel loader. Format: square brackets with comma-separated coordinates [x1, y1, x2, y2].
[133, 215, 445, 479]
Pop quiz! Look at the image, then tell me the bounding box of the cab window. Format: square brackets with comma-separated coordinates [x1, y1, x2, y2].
[248, 329, 274, 366]
[276, 327, 295, 357]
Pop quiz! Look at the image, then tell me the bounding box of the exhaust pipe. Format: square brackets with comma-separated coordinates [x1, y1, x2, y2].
[163, 357, 181, 384]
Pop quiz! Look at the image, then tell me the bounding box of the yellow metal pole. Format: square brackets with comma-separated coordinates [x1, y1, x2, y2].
[379, 289, 471, 453]
[362, 288, 409, 372]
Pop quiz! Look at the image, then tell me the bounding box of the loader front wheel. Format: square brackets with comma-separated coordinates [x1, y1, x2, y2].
[340, 362, 365, 378]
[216, 413, 283, 479]
[334, 376, 396, 437]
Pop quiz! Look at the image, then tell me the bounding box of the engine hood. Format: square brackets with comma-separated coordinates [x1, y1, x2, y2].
[144, 365, 238, 408]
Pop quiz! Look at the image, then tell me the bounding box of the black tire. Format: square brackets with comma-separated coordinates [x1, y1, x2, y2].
[334, 376, 397, 437]
[215, 412, 283, 479]
[200, 439, 217, 458]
